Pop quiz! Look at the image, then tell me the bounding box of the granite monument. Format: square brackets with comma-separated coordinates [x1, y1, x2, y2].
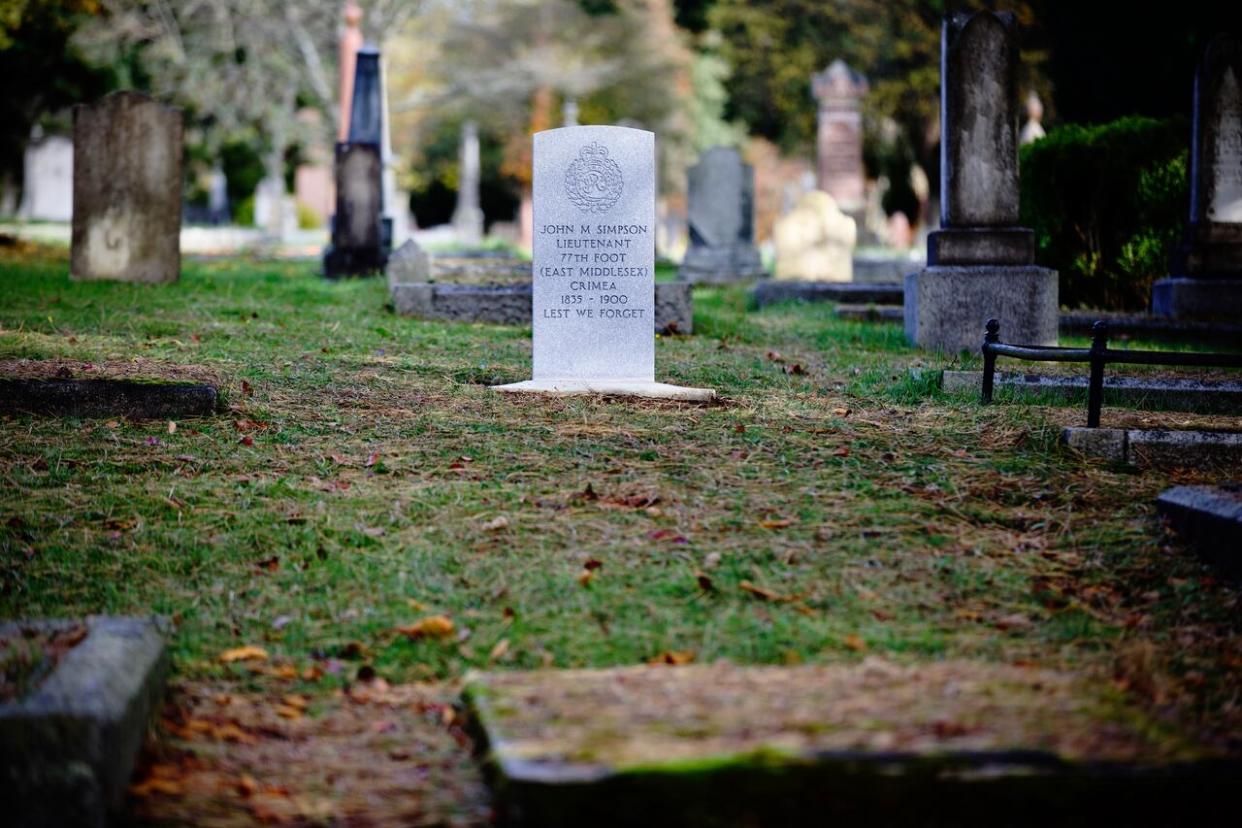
[70, 92, 182, 284]
[678, 147, 766, 283]
[812, 60, 868, 213]
[904, 11, 1058, 353]
[1152, 34, 1242, 321]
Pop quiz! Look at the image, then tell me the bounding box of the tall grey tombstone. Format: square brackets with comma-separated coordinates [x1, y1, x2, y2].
[904, 12, 1057, 353]
[324, 47, 388, 277]
[452, 120, 485, 246]
[678, 147, 766, 284]
[494, 126, 713, 400]
[812, 60, 868, 212]
[70, 92, 182, 284]
[1152, 34, 1242, 320]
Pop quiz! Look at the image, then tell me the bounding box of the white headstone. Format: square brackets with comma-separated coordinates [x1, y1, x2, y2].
[494, 126, 713, 400]
[20, 134, 73, 222]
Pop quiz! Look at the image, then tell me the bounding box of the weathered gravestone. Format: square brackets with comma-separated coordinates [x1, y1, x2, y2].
[678, 147, 766, 284]
[1152, 34, 1242, 321]
[20, 132, 73, 222]
[452, 121, 485, 246]
[70, 92, 182, 284]
[494, 126, 714, 400]
[323, 47, 389, 277]
[772, 190, 857, 281]
[812, 59, 868, 213]
[904, 12, 1057, 353]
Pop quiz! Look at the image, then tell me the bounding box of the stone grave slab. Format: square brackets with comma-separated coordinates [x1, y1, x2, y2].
[941, 371, 1242, 415]
[0, 378, 219, 419]
[465, 661, 1233, 826]
[752, 280, 903, 308]
[1062, 427, 1242, 467]
[70, 91, 182, 284]
[1157, 483, 1242, 579]
[1, 616, 169, 828]
[388, 244, 694, 334]
[492, 126, 713, 400]
[678, 147, 765, 284]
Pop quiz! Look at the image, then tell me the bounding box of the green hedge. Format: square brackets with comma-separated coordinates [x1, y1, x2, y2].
[1019, 117, 1188, 310]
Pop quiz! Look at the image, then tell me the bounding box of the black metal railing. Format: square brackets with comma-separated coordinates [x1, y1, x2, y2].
[980, 318, 1242, 427]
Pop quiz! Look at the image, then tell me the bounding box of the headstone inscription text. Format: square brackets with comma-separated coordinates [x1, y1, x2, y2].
[532, 127, 655, 382]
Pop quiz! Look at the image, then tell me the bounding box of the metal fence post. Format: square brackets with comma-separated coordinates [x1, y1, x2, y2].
[1087, 320, 1109, 428]
[981, 319, 1000, 405]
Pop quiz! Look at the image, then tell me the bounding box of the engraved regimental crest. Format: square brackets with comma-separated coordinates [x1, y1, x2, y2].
[565, 142, 624, 213]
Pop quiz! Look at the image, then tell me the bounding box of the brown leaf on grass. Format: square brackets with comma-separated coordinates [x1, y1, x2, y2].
[994, 613, 1032, 632]
[739, 580, 781, 601]
[167, 420, 177, 434]
[252, 556, 279, 574]
[759, 517, 794, 529]
[365, 451, 380, 468]
[832, 407, 850, 417]
[241, 380, 254, 397]
[394, 616, 455, 640]
[832, 446, 851, 457]
[783, 363, 806, 375]
[281, 694, 308, 711]
[647, 650, 695, 666]
[275, 704, 303, 720]
[766, 350, 785, 363]
[695, 572, 715, 592]
[488, 639, 510, 662]
[577, 568, 595, 588]
[239, 435, 254, 447]
[843, 634, 868, 652]
[219, 645, 269, 663]
[583, 557, 604, 571]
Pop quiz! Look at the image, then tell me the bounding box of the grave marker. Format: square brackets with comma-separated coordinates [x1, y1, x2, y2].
[903, 12, 1057, 353]
[70, 92, 182, 284]
[678, 146, 766, 284]
[494, 126, 713, 400]
[1153, 34, 1242, 320]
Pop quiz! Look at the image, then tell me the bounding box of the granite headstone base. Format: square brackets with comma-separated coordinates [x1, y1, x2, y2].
[678, 244, 767, 284]
[1, 616, 168, 828]
[904, 265, 1057, 353]
[492, 379, 716, 402]
[928, 227, 1034, 265]
[1151, 277, 1242, 321]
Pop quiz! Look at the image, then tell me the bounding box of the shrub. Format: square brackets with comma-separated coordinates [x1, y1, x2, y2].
[1019, 117, 1188, 310]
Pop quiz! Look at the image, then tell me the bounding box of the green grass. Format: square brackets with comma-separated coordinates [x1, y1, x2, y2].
[0, 247, 1239, 748]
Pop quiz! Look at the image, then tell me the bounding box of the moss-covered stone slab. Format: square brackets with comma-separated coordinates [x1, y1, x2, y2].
[465, 660, 1235, 826]
[1, 616, 169, 827]
[0, 378, 219, 419]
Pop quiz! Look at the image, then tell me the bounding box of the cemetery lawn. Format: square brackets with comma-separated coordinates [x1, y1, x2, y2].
[2, 246, 1240, 778]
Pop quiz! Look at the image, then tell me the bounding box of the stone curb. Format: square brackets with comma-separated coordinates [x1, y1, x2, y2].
[391, 281, 693, 335]
[1157, 484, 1242, 580]
[1, 616, 169, 827]
[751, 281, 903, 308]
[1061, 427, 1242, 466]
[0, 379, 219, 419]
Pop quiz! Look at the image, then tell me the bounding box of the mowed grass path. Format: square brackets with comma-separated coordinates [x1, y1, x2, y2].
[1, 247, 1239, 750]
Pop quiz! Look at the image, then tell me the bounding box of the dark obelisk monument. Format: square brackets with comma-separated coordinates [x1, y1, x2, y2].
[323, 47, 390, 278]
[904, 11, 1057, 352]
[1152, 34, 1242, 320]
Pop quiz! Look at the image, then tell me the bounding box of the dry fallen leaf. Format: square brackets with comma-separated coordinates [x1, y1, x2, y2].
[647, 650, 695, 666]
[739, 580, 781, 601]
[832, 407, 850, 417]
[759, 518, 794, 529]
[394, 615, 455, 640]
[577, 568, 595, 587]
[843, 634, 868, 652]
[218, 645, 269, 664]
[275, 704, 303, 720]
[167, 420, 177, 434]
[489, 639, 510, 662]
